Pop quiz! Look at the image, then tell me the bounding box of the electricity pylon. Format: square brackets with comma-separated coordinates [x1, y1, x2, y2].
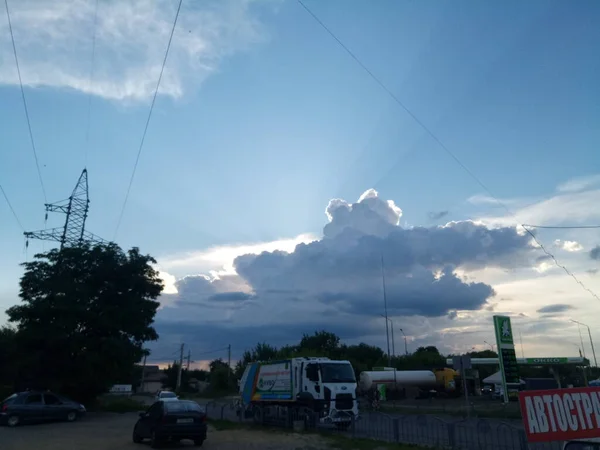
[24, 169, 104, 249]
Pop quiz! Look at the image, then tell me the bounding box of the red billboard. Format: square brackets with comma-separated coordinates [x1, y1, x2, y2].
[519, 387, 600, 442]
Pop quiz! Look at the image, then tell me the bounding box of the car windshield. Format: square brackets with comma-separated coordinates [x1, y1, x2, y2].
[161, 392, 177, 398]
[165, 401, 204, 413]
[320, 363, 356, 383]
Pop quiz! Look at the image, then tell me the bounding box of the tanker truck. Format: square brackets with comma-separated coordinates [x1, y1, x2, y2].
[359, 368, 460, 398]
[239, 357, 359, 427]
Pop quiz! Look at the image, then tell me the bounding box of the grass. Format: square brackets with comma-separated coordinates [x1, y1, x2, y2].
[325, 435, 433, 450]
[207, 418, 433, 449]
[95, 396, 146, 413]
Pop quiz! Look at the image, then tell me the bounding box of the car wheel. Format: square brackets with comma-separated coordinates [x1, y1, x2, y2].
[66, 411, 77, 422]
[150, 431, 161, 448]
[194, 439, 204, 447]
[7, 415, 20, 427]
[132, 426, 143, 444]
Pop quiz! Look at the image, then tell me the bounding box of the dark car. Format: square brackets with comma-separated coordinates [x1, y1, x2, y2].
[0, 391, 86, 427]
[133, 400, 207, 448]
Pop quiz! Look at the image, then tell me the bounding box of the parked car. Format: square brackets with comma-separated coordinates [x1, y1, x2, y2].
[155, 390, 179, 402]
[563, 439, 600, 449]
[0, 390, 86, 427]
[133, 400, 207, 448]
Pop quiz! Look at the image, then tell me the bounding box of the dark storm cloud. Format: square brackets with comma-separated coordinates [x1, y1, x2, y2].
[207, 292, 254, 302]
[231, 191, 534, 319]
[316, 268, 495, 317]
[154, 189, 537, 358]
[590, 246, 600, 260]
[536, 304, 575, 314]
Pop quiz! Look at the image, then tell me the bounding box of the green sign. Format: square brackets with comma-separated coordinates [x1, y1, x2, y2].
[523, 357, 568, 365]
[494, 316, 514, 345]
[494, 315, 519, 403]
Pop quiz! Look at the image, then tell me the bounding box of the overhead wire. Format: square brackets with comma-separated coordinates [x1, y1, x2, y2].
[296, 0, 600, 302]
[113, 0, 183, 240]
[84, 0, 100, 168]
[4, 0, 47, 203]
[0, 184, 24, 231]
[522, 224, 600, 230]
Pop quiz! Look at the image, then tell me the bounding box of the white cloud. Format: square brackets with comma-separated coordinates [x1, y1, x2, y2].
[0, 0, 271, 101]
[479, 189, 600, 229]
[554, 239, 583, 253]
[158, 233, 318, 278]
[557, 174, 600, 194]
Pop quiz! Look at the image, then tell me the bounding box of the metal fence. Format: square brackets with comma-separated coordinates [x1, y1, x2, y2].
[200, 400, 564, 450]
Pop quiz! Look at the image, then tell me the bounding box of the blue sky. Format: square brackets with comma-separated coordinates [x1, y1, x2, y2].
[1, 0, 599, 363]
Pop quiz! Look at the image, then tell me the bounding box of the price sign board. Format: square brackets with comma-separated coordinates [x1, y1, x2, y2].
[494, 315, 520, 403]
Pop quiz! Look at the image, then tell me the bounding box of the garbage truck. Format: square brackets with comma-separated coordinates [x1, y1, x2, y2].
[239, 357, 359, 427]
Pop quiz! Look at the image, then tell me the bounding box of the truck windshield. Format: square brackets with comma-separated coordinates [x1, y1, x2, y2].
[320, 363, 355, 383]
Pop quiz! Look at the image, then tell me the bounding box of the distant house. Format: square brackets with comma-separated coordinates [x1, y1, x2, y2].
[139, 365, 167, 394]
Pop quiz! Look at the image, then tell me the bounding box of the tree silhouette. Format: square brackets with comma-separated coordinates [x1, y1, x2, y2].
[6, 243, 162, 403]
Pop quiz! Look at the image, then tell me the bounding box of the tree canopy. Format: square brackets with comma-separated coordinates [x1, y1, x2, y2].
[5, 243, 163, 403]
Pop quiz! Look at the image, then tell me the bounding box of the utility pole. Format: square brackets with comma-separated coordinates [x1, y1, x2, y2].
[176, 343, 184, 391]
[186, 350, 191, 370]
[227, 344, 232, 387]
[399, 328, 408, 356]
[139, 353, 147, 394]
[381, 255, 391, 366]
[380, 315, 395, 358]
[519, 330, 525, 358]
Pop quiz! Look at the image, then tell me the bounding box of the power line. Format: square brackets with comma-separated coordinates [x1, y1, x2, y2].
[84, 0, 100, 168]
[522, 224, 600, 230]
[4, 0, 47, 203]
[297, 0, 600, 302]
[113, 0, 183, 240]
[0, 184, 24, 231]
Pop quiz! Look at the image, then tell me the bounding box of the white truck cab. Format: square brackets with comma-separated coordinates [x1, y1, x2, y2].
[239, 357, 359, 426]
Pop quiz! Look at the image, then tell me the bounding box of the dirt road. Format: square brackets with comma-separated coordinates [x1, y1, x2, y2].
[0, 412, 332, 450]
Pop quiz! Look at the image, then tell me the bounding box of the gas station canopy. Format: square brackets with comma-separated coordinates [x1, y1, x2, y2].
[445, 357, 587, 366]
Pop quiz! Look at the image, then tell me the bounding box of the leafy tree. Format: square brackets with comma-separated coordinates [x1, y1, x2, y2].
[208, 358, 234, 392]
[0, 326, 17, 393]
[300, 330, 341, 357]
[6, 243, 163, 403]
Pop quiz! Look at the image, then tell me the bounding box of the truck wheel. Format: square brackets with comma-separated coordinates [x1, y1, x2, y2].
[252, 405, 263, 424]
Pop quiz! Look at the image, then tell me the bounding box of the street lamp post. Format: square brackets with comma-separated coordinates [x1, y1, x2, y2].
[399, 328, 408, 356]
[571, 319, 598, 367]
[381, 256, 391, 366]
[381, 315, 396, 358]
[484, 341, 495, 351]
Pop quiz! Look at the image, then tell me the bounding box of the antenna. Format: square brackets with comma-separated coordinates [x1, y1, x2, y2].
[24, 169, 104, 249]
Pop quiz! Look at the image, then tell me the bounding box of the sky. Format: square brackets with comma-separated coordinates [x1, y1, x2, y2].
[1, 0, 599, 368]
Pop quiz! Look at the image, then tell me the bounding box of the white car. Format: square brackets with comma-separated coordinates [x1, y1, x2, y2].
[155, 391, 179, 402]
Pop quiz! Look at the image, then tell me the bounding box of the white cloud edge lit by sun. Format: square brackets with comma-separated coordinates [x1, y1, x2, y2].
[0, 0, 271, 101]
[157, 233, 319, 291]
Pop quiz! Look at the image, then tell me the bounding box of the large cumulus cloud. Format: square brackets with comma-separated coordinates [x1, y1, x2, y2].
[151, 189, 536, 360]
[233, 189, 533, 318]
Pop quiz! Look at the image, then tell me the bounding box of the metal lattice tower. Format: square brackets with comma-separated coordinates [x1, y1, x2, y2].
[24, 169, 104, 249]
